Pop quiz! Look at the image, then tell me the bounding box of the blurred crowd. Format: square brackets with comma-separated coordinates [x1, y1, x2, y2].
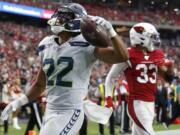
[0, 21, 48, 133]
[3, 0, 180, 25]
[0, 21, 48, 90]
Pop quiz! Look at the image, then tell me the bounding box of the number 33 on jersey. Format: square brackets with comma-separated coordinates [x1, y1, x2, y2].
[124, 47, 165, 101]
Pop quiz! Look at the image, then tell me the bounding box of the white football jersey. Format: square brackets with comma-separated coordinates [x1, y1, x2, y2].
[38, 34, 96, 110]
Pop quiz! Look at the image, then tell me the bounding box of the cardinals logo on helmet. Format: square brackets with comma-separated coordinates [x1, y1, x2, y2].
[133, 26, 145, 34]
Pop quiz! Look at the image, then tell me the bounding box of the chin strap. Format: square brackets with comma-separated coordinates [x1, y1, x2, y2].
[48, 17, 81, 34]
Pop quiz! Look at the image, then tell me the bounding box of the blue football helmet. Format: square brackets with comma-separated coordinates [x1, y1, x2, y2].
[48, 3, 87, 34]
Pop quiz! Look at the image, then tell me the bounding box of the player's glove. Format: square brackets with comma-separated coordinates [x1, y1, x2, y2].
[1, 94, 28, 121]
[105, 96, 114, 109]
[164, 59, 173, 66]
[89, 16, 117, 38]
[164, 59, 174, 82]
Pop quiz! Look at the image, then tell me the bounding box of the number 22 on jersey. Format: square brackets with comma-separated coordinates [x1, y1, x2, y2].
[136, 64, 157, 84]
[43, 57, 74, 87]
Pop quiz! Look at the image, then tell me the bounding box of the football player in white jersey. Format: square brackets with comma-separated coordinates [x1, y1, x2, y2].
[1, 3, 128, 135]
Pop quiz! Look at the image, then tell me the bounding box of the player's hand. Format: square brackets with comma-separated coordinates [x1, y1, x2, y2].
[164, 59, 173, 67]
[1, 94, 29, 121]
[163, 59, 174, 73]
[88, 16, 117, 38]
[105, 96, 114, 109]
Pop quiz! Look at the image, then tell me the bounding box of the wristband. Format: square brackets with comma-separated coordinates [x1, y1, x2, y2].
[108, 28, 117, 38]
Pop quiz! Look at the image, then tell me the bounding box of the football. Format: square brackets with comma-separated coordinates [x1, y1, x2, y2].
[80, 16, 112, 48]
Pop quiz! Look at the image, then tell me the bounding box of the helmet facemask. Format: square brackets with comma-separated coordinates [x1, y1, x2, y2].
[48, 3, 87, 35]
[143, 32, 161, 52]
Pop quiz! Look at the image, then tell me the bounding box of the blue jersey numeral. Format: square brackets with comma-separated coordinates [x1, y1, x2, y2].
[43, 57, 73, 87]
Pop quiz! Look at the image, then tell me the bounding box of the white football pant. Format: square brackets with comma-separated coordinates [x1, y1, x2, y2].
[83, 100, 113, 124]
[127, 100, 155, 135]
[39, 109, 84, 135]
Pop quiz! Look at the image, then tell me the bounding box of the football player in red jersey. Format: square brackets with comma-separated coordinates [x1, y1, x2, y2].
[105, 22, 174, 135]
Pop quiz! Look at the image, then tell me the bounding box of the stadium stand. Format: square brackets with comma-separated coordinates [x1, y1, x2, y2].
[3, 0, 180, 25]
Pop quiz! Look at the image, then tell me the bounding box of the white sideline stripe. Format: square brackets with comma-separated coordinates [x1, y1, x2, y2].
[33, 103, 42, 127]
[122, 130, 180, 135]
[120, 101, 125, 132]
[156, 129, 180, 135]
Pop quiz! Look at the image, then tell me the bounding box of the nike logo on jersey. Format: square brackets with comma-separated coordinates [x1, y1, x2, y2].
[68, 23, 74, 27]
[144, 55, 149, 60]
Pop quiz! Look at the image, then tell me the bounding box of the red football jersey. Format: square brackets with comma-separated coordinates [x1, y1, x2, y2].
[124, 47, 164, 102]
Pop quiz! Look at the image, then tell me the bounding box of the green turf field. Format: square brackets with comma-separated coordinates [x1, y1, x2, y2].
[1, 121, 180, 135]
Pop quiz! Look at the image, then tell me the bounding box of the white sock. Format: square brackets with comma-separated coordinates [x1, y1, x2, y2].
[13, 117, 21, 129]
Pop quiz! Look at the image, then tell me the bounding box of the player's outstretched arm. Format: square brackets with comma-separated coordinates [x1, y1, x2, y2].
[26, 67, 46, 100]
[94, 47, 124, 63]
[105, 63, 129, 97]
[111, 34, 129, 61]
[91, 16, 129, 63]
[158, 59, 174, 82]
[1, 67, 46, 121]
[104, 63, 129, 108]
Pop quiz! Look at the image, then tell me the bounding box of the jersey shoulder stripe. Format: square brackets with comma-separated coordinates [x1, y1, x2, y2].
[38, 45, 46, 53]
[69, 41, 90, 47]
[38, 35, 57, 47]
[69, 34, 91, 47]
[38, 35, 57, 53]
